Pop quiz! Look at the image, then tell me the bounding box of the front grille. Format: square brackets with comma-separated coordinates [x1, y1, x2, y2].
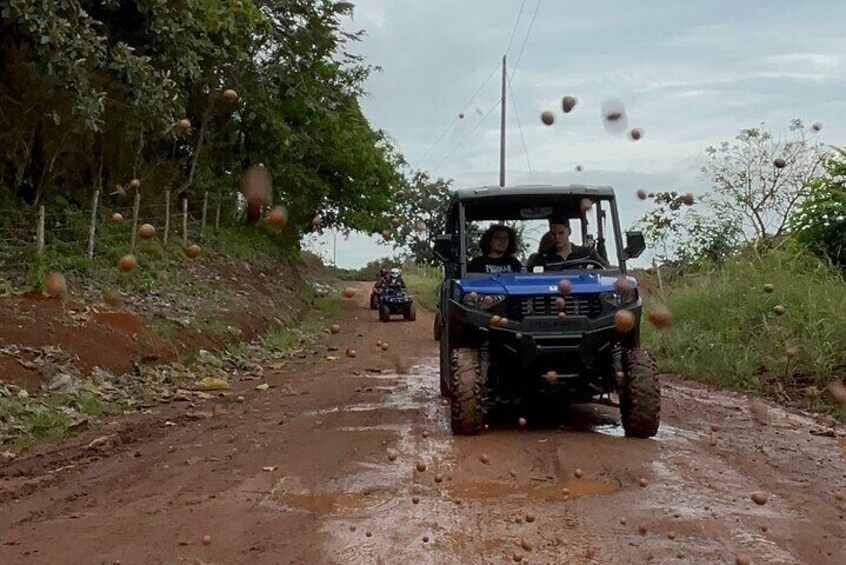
[508, 294, 603, 319]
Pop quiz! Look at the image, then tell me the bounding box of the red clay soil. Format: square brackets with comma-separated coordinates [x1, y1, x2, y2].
[0, 259, 310, 392]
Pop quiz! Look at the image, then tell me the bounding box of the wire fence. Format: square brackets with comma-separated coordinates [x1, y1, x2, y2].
[0, 189, 243, 284]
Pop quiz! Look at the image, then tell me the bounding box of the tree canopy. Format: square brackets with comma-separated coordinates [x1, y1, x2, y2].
[0, 0, 405, 240]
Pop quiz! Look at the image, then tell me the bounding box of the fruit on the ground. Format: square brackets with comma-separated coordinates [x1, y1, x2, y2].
[764, 283, 775, 293]
[45, 272, 66, 298]
[104, 288, 122, 307]
[480, 454, 489, 464]
[772, 305, 786, 316]
[185, 244, 201, 259]
[416, 461, 427, 472]
[268, 205, 287, 227]
[751, 491, 768, 505]
[345, 348, 356, 358]
[574, 468, 584, 478]
[639, 477, 649, 487]
[138, 223, 155, 240]
[386, 448, 399, 461]
[329, 323, 341, 334]
[118, 254, 137, 272]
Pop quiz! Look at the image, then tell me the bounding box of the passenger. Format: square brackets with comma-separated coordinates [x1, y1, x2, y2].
[534, 219, 608, 269]
[385, 267, 406, 289]
[526, 231, 555, 272]
[467, 224, 523, 274]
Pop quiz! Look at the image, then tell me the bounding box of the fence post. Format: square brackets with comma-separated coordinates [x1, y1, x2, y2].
[215, 190, 222, 233]
[182, 197, 188, 247]
[129, 191, 141, 249]
[36, 205, 45, 256]
[86, 189, 99, 259]
[200, 191, 208, 240]
[163, 190, 171, 245]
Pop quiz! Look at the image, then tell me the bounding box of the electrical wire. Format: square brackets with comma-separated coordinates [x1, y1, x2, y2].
[504, 0, 528, 57]
[509, 0, 541, 84]
[417, 60, 500, 167]
[507, 78, 534, 180]
[432, 97, 501, 172]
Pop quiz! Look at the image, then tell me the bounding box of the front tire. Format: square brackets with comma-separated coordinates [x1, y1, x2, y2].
[406, 302, 417, 321]
[449, 348, 488, 435]
[379, 305, 391, 323]
[433, 311, 442, 341]
[370, 293, 379, 310]
[619, 348, 661, 438]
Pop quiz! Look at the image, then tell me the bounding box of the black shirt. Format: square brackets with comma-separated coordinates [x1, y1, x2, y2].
[467, 255, 523, 274]
[533, 245, 608, 269]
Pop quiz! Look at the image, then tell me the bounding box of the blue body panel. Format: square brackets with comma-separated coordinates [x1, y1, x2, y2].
[454, 273, 637, 296]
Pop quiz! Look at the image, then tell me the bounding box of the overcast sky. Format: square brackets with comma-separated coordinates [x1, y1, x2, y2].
[304, 0, 846, 268]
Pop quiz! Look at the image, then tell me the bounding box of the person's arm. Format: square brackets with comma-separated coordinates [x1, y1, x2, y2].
[467, 256, 484, 273]
[510, 257, 523, 273]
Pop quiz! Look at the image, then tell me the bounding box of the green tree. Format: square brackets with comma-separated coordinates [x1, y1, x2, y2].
[789, 149, 846, 269]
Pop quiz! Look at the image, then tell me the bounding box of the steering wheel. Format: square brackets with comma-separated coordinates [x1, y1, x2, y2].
[542, 258, 607, 271]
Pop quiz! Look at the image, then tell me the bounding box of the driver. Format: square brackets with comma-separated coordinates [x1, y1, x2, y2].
[468, 224, 523, 274]
[534, 218, 608, 269]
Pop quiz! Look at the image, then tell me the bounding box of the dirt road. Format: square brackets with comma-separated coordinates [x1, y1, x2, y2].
[2, 283, 845, 564]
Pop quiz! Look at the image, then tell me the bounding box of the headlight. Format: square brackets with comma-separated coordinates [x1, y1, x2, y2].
[601, 289, 638, 306]
[463, 292, 505, 309]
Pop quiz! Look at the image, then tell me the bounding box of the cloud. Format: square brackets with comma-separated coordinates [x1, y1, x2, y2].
[325, 0, 846, 268]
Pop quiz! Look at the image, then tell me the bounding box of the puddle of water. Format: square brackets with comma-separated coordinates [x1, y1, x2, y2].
[446, 478, 618, 501]
[272, 490, 392, 514]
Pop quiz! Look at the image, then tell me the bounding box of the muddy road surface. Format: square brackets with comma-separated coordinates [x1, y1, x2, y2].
[2, 283, 845, 564]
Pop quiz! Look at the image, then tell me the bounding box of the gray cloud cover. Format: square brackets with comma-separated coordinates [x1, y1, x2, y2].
[305, 0, 845, 267]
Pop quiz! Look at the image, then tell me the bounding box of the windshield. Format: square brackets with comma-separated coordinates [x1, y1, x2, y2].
[457, 196, 623, 276]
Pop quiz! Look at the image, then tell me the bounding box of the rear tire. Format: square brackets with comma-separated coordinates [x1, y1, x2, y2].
[379, 305, 391, 323]
[619, 348, 661, 438]
[370, 293, 379, 310]
[449, 348, 488, 435]
[433, 311, 442, 341]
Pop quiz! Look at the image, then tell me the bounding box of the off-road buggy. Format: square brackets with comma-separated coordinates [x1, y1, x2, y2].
[433, 185, 659, 438]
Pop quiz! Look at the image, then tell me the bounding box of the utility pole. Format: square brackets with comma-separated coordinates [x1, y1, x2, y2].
[499, 54, 507, 188]
[333, 230, 337, 268]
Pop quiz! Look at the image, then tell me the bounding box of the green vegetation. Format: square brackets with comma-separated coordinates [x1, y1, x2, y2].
[402, 264, 441, 312]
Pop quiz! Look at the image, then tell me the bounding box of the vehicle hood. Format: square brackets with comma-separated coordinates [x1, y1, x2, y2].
[455, 273, 635, 296]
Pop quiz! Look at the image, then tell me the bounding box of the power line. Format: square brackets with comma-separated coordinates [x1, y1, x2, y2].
[507, 78, 534, 180]
[504, 0, 528, 57]
[509, 0, 541, 84]
[432, 97, 501, 172]
[417, 60, 500, 167]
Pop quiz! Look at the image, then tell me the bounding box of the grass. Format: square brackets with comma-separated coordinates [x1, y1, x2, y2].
[642, 248, 846, 416]
[402, 265, 441, 312]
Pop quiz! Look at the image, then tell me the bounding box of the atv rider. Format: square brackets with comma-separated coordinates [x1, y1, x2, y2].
[385, 267, 406, 290]
[533, 218, 608, 269]
[468, 224, 523, 274]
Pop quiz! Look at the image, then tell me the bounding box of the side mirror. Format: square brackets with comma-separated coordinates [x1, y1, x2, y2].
[623, 231, 646, 259]
[433, 234, 455, 263]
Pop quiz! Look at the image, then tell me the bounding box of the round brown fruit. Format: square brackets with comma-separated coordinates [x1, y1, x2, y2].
[386, 448, 399, 461]
[118, 254, 137, 273]
[555, 297, 566, 311]
[540, 110, 555, 126]
[639, 477, 649, 487]
[648, 306, 673, 328]
[772, 305, 786, 316]
[268, 205, 288, 228]
[834, 491, 845, 501]
[545, 370, 558, 384]
[736, 554, 751, 565]
[575, 165, 583, 172]
[557, 279, 572, 295]
[104, 288, 122, 307]
[185, 244, 201, 259]
[382, 230, 391, 240]
[416, 461, 427, 472]
[574, 468, 584, 478]
[111, 212, 123, 223]
[812, 121, 823, 132]
[646, 266, 658, 276]
[138, 223, 156, 240]
[343, 287, 356, 298]
[129, 178, 141, 190]
[311, 215, 322, 228]
[329, 323, 341, 334]
[629, 128, 644, 141]
[458, 113, 464, 119]
[346, 348, 357, 358]
[561, 95, 577, 113]
[480, 454, 489, 464]
[490, 315, 502, 326]
[390, 217, 401, 227]
[682, 193, 695, 206]
[636, 189, 648, 200]
[614, 276, 634, 297]
[518, 417, 527, 426]
[773, 158, 786, 169]
[763, 283, 775, 293]
[397, 190, 406, 198]
[45, 272, 67, 299]
[614, 310, 636, 334]
[177, 118, 191, 132]
[221, 89, 239, 103]
[380, 342, 389, 351]
[751, 491, 768, 505]
[580, 198, 594, 212]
